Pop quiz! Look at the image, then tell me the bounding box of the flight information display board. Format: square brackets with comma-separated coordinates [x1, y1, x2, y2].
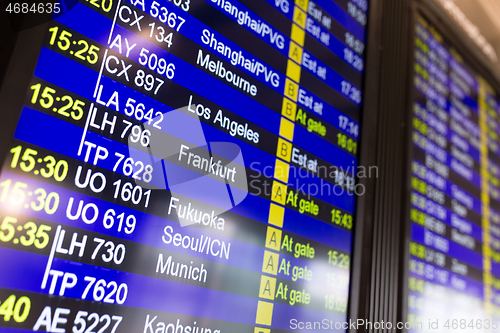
[0, 0, 368, 332]
[407, 12, 500, 331]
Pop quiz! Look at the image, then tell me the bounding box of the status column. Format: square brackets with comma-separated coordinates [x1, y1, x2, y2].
[479, 78, 493, 315]
[255, 0, 308, 332]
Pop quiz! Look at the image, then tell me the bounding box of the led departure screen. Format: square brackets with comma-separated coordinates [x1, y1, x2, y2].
[407, 13, 500, 331]
[0, 0, 368, 332]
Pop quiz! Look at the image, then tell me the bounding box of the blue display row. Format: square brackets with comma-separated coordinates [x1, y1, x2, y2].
[410, 256, 484, 299]
[413, 133, 481, 188]
[412, 160, 482, 217]
[0, 247, 347, 332]
[411, 222, 483, 272]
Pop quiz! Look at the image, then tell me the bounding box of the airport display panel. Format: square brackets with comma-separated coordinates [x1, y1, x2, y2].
[407, 11, 500, 331]
[0, 0, 368, 332]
